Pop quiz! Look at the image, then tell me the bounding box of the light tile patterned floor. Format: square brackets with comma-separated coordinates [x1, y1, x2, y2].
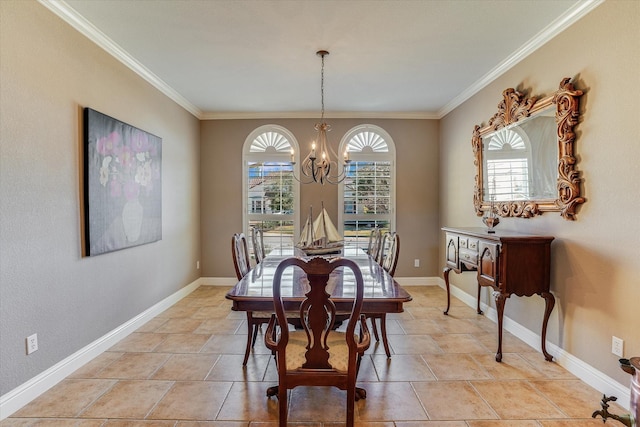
[2, 286, 626, 426]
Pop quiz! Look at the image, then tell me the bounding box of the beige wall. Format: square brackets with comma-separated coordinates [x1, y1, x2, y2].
[0, 1, 201, 394]
[439, 0, 639, 385]
[200, 118, 440, 278]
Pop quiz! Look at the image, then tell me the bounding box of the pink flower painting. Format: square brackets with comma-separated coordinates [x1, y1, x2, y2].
[85, 108, 162, 256]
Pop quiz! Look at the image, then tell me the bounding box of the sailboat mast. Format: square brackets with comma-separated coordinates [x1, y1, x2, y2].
[308, 205, 314, 244]
[320, 201, 327, 240]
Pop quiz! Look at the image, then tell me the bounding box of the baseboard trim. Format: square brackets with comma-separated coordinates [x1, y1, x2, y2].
[395, 276, 439, 286]
[199, 277, 237, 286]
[439, 279, 631, 411]
[0, 278, 203, 420]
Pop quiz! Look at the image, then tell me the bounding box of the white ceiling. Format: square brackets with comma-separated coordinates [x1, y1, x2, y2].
[42, 0, 601, 119]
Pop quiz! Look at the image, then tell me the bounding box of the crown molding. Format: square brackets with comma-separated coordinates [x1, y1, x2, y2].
[199, 110, 439, 120]
[438, 0, 605, 118]
[37, 0, 203, 118]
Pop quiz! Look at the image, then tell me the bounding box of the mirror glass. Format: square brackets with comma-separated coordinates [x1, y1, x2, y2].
[482, 107, 556, 202]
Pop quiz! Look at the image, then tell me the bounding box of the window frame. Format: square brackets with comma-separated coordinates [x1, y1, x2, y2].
[242, 125, 300, 255]
[338, 124, 396, 244]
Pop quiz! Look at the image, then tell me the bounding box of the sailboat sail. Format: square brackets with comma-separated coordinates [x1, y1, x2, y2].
[298, 207, 315, 248]
[297, 203, 344, 255]
[313, 207, 342, 244]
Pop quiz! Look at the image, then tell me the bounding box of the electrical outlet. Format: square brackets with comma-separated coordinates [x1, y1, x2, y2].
[26, 333, 38, 355]
[612, 336, 624, 357]
[414, 259, 420, 268]
[196, 260, 200, 269]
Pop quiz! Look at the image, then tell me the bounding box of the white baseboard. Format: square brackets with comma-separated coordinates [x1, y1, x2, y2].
[199, 277, 237, 286]
[0, 278, 203, 420]
[440, 279, 631, 411]
[395, 276, 439, 286]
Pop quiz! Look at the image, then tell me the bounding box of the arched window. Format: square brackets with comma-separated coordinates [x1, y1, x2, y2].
[243, 125, 300, 258]
[484, 127, 532, 201]
[338, 125, 396, 249]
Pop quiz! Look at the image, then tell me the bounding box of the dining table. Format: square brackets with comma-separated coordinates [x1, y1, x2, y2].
[225, 245, 412, 317]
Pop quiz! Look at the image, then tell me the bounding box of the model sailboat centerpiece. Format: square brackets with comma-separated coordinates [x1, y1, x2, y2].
[297, 203, 344, 255]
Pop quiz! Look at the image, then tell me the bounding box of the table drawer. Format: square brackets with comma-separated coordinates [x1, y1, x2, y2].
[459, 248, 478, 266]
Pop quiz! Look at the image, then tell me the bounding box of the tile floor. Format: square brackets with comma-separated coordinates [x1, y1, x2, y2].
[2, 285, 625, 426]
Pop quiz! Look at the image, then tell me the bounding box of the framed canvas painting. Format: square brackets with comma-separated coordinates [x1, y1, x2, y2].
[84, 108, 162, 256]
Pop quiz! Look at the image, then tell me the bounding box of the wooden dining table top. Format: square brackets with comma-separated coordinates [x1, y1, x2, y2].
[225, 246, 412, 313]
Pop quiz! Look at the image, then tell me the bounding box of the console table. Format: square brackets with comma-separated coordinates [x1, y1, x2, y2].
[442, 227, 555, 362]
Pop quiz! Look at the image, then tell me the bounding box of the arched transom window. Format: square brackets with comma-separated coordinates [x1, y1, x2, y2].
[339, 125, 396, 249]
[243, 125, 300, 258]
[249, 130, 293, 153]
[346, 130, 390, 153]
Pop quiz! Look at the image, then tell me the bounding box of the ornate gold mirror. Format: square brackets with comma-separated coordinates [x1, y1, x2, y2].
[472, 78, 584, 220]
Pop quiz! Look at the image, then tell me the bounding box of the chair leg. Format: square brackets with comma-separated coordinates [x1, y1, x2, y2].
[278, 385, 288, 427]
[380, 314, 391, 358]
[355, 342, 368, 400]
[347, 382, 356, 427]
[251, 323, 259, 348]
[370, 316, 380, 341]
[243, 312, 254, 366]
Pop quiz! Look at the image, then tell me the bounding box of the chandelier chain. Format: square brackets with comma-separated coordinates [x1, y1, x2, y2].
[320, 52, 325, 122]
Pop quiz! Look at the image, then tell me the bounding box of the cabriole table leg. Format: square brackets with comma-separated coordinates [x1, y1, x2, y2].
[443, 267, 452, 315]
[540, 291, 556, 362]
[494, 291, 508, 362]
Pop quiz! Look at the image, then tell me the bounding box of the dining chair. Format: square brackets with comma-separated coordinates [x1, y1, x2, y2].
[265, 256, 371, 427]
[250, 226, 265, 264]
[374, 229, 386, 264]
[232, 233, 251, 280]
[367, 227, 382, 261]
[232, 232, 271, 365]
[379, 231, 400, 277]
[370, 231, 400, 357]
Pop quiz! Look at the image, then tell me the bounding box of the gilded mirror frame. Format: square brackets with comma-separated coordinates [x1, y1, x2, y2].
[472, 78, 584, 220]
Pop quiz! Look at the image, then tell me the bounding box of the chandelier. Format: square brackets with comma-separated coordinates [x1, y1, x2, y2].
[291, 50, 351, 184]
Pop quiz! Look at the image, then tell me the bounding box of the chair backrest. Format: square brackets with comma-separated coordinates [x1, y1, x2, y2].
[251, 226, 265, 264]
[367, 227, 382, 261]
[379, 232, 400, 277]
[231, 233, 251, 280]
[271, 256, 367, 372]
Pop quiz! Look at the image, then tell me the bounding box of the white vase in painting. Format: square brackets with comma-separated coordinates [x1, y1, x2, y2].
[122, 198, 143, 242]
